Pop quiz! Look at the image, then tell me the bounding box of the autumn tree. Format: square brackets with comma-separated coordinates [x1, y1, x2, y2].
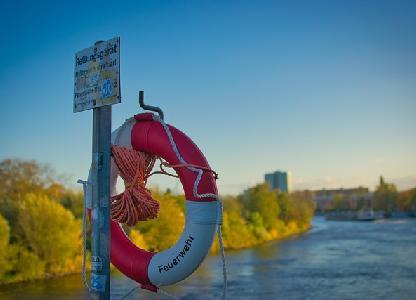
[134, 189, 185, 251]
[374, 176, 398, 212]
[396, 188, 416, 212]
[244, 184, 280, 231]
[0, 159, 59, 242]
[0, 214, 11, 277]
[18, 193, 81, 273]
[221, 196, 257, 248]
[129, 229, 149, 249]
[59, 189, 84, 219]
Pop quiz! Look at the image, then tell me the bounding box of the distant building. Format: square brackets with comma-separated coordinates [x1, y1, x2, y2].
[265, 170, 292, 193]
[314, 187, 372, 211]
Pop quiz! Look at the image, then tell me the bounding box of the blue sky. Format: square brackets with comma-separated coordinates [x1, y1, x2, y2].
[0, 0, 415, 195]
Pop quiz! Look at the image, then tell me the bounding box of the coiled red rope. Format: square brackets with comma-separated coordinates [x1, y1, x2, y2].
[110, 145, 218, 227]
[110, 145, 159, 226]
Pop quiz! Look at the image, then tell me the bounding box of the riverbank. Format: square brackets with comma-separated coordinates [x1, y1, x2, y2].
[324, 210, 416, 221]
[0, 221, 311, 286]
[0, 159, 314, 286]
[3, 217, 415, 299]
[210, 221, 311, 253]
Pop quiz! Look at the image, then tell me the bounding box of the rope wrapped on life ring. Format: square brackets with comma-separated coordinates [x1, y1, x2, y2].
[110, 145, 159, 225]
[85, 113, 226, 296]
[109, 144, 219, 226]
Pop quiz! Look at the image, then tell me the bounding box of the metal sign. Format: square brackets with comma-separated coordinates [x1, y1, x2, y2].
[73, 37, 120, 113]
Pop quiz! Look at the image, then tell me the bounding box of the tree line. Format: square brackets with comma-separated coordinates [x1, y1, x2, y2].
[0, 159, 315, 284]
[323, 176, 416, 213]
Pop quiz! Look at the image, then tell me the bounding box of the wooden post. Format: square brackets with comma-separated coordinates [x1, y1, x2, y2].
[90, 105, 111, 299]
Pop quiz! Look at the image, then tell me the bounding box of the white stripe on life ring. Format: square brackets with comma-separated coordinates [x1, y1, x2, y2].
[148, 200, 219, 286]
[88, 119, 221, 286]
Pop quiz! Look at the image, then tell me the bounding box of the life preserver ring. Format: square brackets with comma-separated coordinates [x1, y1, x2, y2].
[88, 113, 221, 291]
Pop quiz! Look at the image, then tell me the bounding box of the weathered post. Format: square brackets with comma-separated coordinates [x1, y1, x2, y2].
[74, 37, 121, 300]
[90, 104, 111, 299]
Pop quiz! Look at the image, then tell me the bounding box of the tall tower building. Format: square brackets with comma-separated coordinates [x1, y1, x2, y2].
[264, 170, 291, 193]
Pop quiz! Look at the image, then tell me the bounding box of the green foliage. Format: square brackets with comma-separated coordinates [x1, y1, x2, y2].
[247, 211, 271, 240]
[374, 176, 398, 212]
[213, 185, 315, 252]
[317, 177, 416, 213]
[288, 193, 315, 227]
[0, 158, 316, 284]
[0, 159, 52, 199]
[134, 189, 185, 252]
[0, 214, 11, 277]
[18, 193, 81, 273]
[129, 229, 149, 249]
[244, 184, 280, 231]
[372, 177, 416, 212]
[221, 197, 257, 248]
[0, 159, 64, 243]
[58, 189, 84, 219]
[408, 188, 416, 211]
[7, 244, 46, 281]
[3, 157, 416, 287]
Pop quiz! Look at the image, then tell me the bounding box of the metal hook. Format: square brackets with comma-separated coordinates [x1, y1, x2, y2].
[139, 91, 164, 120]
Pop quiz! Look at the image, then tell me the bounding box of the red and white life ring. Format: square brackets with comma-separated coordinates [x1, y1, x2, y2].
[88, 113, 221, 291]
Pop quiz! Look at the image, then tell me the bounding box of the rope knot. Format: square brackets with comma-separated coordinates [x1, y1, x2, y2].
[110, 145, 160, 226]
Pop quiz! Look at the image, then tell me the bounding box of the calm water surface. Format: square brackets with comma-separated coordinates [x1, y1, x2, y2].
[1, 217, 416, 299]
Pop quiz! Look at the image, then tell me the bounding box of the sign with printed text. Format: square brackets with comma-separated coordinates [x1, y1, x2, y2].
[73, 37, 120, 113]
[91, 256, 103, 272]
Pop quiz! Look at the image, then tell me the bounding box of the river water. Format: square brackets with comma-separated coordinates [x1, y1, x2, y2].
[1, 217, 416, 299]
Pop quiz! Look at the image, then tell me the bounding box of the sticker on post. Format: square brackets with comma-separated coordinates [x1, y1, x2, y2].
[91, 274, 106, 292]
[101, 79, 112, 98]
[91, 256, 103, 272]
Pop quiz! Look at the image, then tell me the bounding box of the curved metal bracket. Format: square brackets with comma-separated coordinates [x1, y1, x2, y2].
[139, 91, 164, 120]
